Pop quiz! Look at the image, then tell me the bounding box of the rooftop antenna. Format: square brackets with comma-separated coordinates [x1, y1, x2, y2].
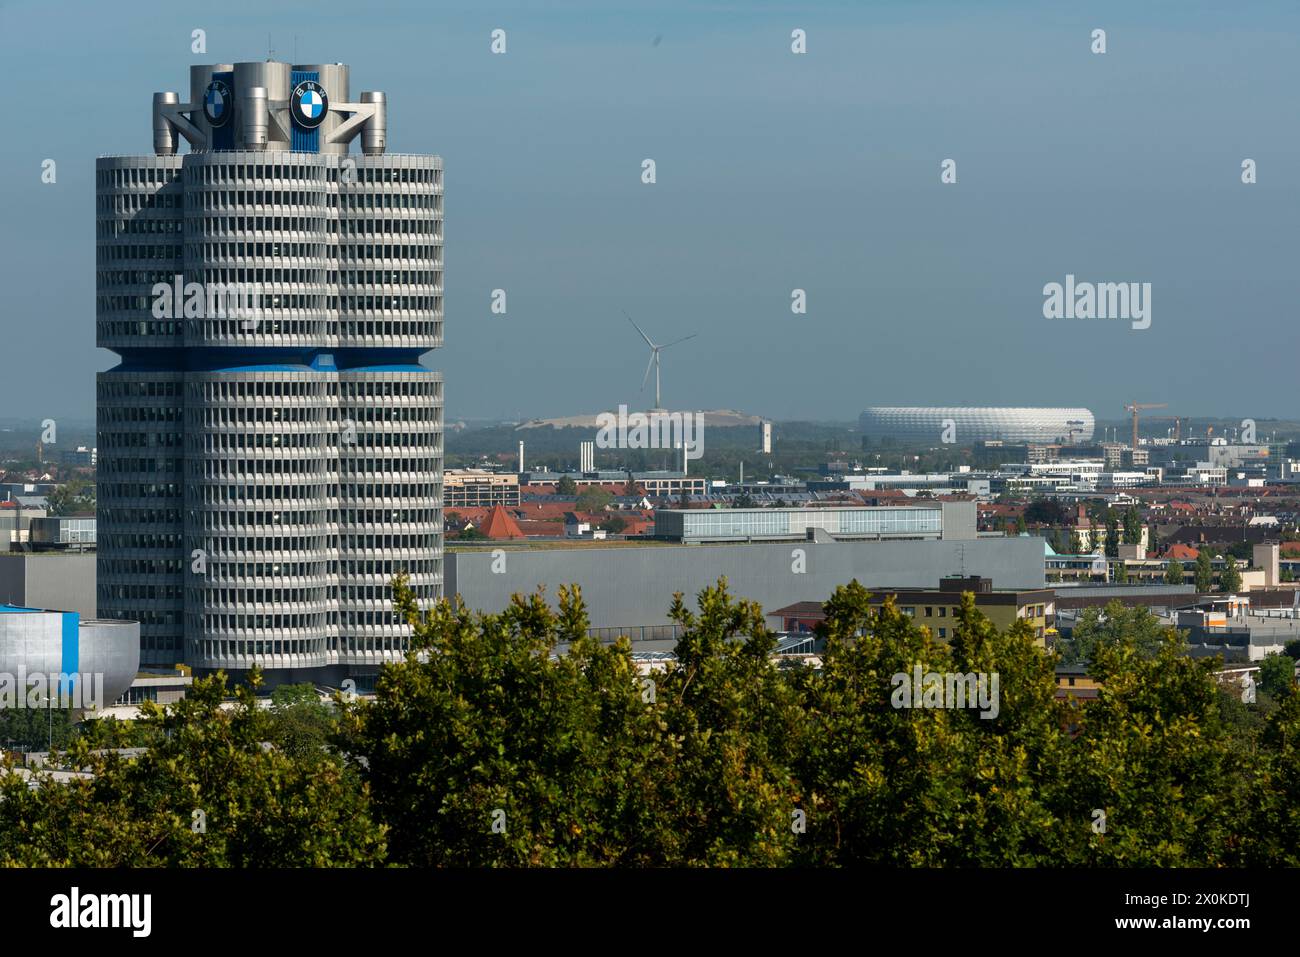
[268, 34, 274, 61]
[624, 310, 696, 410]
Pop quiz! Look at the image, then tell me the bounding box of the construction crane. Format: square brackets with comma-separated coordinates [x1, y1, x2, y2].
[1141, 415, 1181, 442]
[1124, 402, 1167, 450]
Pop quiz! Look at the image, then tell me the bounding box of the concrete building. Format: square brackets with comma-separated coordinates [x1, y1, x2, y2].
[0, 501, 47, 551]
[446, 534, 1044, 639]
[654, 501, 977, 544]
[97, 60, 443, 683]
[768, 576, 1057, 645]
[28, 516, 96, 552]
[444, 469, 520, 508]
[59, 447, 97, 468]
[0, 554, 97, 619]
[860, 407, 1095, 445]
[522, 470, 706, 497]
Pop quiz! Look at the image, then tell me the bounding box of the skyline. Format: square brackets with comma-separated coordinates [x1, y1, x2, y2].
[2, 0, 1298, 424]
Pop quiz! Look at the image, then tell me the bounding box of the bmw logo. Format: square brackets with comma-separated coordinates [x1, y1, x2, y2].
[203, 79, 232, 127]
[291, 80, 329, 129]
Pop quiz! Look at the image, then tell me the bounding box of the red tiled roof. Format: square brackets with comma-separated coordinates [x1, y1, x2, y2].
[1165, 544, 1200, 561]
[479, 504, 526, 539]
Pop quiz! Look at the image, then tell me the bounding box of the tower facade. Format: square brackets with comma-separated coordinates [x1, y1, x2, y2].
[96, 62, 443, 684]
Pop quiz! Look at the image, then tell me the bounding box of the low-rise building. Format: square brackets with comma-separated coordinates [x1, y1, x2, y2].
[444, 469, 521, 508]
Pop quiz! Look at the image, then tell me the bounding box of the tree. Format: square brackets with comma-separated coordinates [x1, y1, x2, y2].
[1056, 600, 1167, 666]
[575, 486, 613, 513]
[734, 493, 756, 509]
[46, 478, 95, 517]
[1015, 515, 1027, 536]
[556, 475, 577, 496]
[1122, 505, 1143, 545]
[1069, 533, 1086, 555]
[458, 526, 486, 541]
[1165, 559, 1185, 585]
[1024, 498, 1069, 526]
[268, 683, 338, 763]
[1114, 562, 1128, 584]
[599, 513, 627, 535]
[1104, 515, 1120, 558]
[1282, 568, 1295, 583]
[0, 672, 384, 866]
[1195, 549, 1214, 592]
[1220, 556, 1242, 593]
[1258, 654, 1296, 701]
[1284, 639, 1300, 663]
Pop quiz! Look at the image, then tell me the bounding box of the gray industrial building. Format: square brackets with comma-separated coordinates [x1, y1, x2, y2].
[97, 60, 443, 683]
[0, 554, 97, 620]
[0, 606, 139, 712]
[654, 501, 976, 543]
[446, 534, 1044, 641]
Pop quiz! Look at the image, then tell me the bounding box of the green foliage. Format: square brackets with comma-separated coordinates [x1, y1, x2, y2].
[268, 683, 338, 763]
[1165, 559, 1185, 585]
[0, 672, 384, 866]
[556, 475, 577, 496]
[0, 707, 77, 752]
[1258, 654, 1296, 701]
[4, 577, 1300, 868]
[45, 478, 95, 517]
[1195, 549, 1214, 592]
[1056, 601, 1167, 666]
[1104, 516, 1120, 558]
[599, 513, 627, 534]
[1220, 556, 1242, 593]
[1024, 499, 1069, 526]
[575, 486, 613, 513]
[1122, 505, 1142, 545]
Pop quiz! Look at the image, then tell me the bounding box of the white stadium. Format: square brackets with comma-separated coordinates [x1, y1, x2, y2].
[859, 407, 1095, 445]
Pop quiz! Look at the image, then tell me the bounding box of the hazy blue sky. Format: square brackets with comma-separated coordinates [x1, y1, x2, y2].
[1, 0, 1297, 424]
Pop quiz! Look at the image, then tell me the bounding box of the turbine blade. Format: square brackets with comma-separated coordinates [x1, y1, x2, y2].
[659, 333, 697, 350]
[624, 311, 656, 349]
[641, 352, 656, 391]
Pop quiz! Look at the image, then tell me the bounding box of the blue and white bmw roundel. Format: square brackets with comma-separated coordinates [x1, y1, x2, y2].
[203, 79, 232, 126]
[290, 80, 329, 129]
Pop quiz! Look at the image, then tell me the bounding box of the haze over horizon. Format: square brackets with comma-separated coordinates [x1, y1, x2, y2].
[2, 0, 1296, 423]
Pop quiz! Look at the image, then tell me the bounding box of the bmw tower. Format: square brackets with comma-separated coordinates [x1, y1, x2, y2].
[96, 62, 443, 686]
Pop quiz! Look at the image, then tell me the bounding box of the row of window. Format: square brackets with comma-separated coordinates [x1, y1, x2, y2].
[98, 167, 180, 187]
[98, 193, 183, 213]
[186, 163, 440, 186]
[98, 513, 182, 529]
[99, 459, 181, 477]
[100, 407, 183, 422]
[99, 481, 182, 497]
[188, 190, 439, 211]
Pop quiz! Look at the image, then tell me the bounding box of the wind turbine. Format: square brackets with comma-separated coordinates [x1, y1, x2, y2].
[625, 312, 696, 410]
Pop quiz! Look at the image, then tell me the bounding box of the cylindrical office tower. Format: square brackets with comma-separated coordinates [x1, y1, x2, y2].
[98, 62, 442, 685]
